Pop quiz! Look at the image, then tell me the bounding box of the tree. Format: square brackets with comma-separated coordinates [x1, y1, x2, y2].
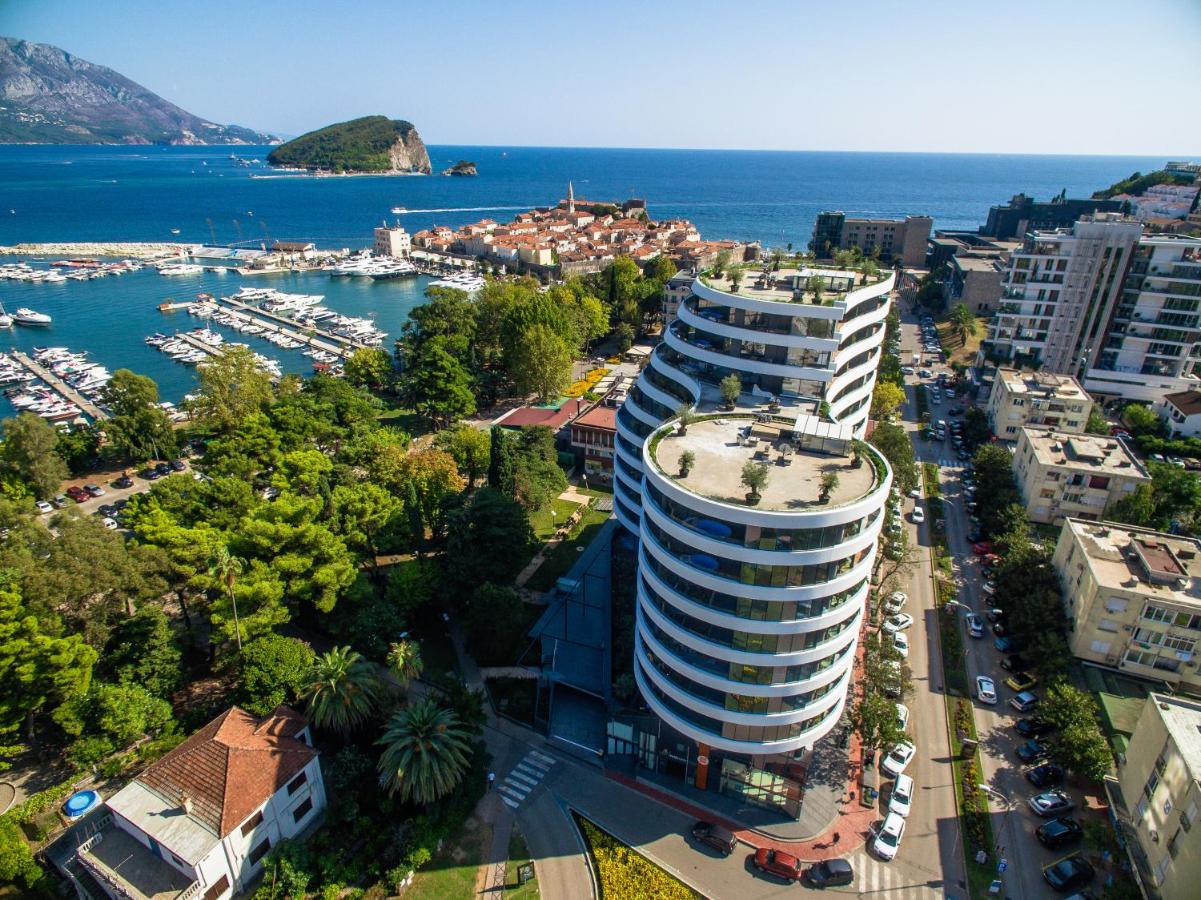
[949, 303, 976, 343]
[207, 546, 246, 651]
[871, 381, 905, 419]
[1122, 402, 1165, 437]
[444, 487, 534, 593]
[613, 321, 635, 354]
[376, 698, 472, 805]
[510, 427, 566, 512]
[55, 681, 173, 755]
[862, 631, 909, 698]
[434, 425, 491, 488]
[0, 412, 68, 498]
[1107, 482, 1156, 528]
[741, 461, 770, 498]
[386, 639, 424, 688]
[678, 450, 696, 476]
[1085, 408, 1110, 435]
[303, 646, 383, 735]
[507, 323, 572, 402]
[961, 406, 992, 450]
[1040, 681, 1113, 781]
[719, 373, 742, 408]
[0, 584, 97, 740]
[239, 634, 315, 716]
[869, 420, 917, 494]
[849, 691, 906, 753]
[0, 816, 41, 888]
[331, 482, 402, 571]
[56, 424, 101, 476]
[189, 344, 274, 431]
[713, 249, 732, 276]
[807, 275, 826, 299]
[464, 583, 527, 666]
[819, 471, 840, 503]
[675, 404, 697, 434]
[101, 369, 178, 461]
[101, 606, 181, 700]
[729, 269, 744, 292]
[344, 347, 393, 390]
[405, 337, 477, 429]
[972, 444, 1023, 537]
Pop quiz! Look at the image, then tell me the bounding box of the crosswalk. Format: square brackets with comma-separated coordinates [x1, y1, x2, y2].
[933, 458, 964, 469]
[495, 748, 556, 810]
[831, 849, 948, 899]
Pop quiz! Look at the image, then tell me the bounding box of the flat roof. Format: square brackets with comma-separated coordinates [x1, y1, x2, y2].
[1064, 519, 1201, 608]
[495, 398, 590, 429]
[1022, 427, 1147, 478]
[107, 781, 218, 865]
[700, 265, 883, 306]
[998, 369, 1089, 401]
[1149, 693, 1201, 784]
[650, 416, 876, 511]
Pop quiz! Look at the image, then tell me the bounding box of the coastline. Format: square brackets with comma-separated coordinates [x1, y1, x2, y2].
[0, 242, 197, 258]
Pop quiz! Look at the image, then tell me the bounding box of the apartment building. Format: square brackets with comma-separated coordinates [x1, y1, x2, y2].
[1013, 428, 1148, 525]
[1053, 520, 1201, 690]
[985, 216, 1201, 403]
[986, 368, 1093, 438]
[373, 224, 411, 257]
[809, 212, 931, 267]
[1156, 390, 1201, 439]
[1105, 693, 1201, 900]
[981, 192, 1126, 240]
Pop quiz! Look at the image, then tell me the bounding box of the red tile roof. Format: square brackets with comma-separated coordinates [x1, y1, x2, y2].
[138, 705, 315, 838]
[573, 403, 617, 431]
[495, 398, 590, 429]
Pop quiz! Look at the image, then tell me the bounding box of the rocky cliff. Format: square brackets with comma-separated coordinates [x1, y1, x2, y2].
[267, 116, 432, 174]
[0, 36, 277, 144]
[441, 160, 478, 176]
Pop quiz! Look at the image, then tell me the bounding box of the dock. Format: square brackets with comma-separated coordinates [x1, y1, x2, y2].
[210, 296, 356, 359]
[170, 333, 280, 384]
[11, 351, 108, 421]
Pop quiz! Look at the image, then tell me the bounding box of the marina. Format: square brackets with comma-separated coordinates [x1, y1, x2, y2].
[10, 349, 108, 421]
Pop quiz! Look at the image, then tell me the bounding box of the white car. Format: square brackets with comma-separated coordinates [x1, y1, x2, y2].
[883, 613, 914, 634]
[889, 772, 914, 818]
[910, 507, 925, 524]
[975, 675, 998, 705]
[884, 591, 907, 614]
[908, 488, 921, 499]
[36, 500, 54, 514]
[896, 703, 910, 732]
[881, 741, 916, 777]
[102, 517, 119, 530]
[893, 630, 910, 658]
[872, 811, 907, 861]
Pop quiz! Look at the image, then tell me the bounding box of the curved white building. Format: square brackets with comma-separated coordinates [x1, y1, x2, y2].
[611, 265, 895, 818]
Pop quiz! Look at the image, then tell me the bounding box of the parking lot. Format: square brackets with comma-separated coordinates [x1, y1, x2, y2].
[38, 458, 190, 526]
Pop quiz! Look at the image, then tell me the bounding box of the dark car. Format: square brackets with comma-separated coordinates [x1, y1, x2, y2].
[994, 635, 1026, 653]
[1036, 817, 1084, 850]
[1017, 739, 1050, 763]
[691, 821, 736, 855]
[113, 474, 134, 489]
[154, 462, 171, 476]
[802, 858, 855, 888]
[169, 458, 187, 472]
[1043, 855, 1095, 892]
[1016, 717, 1056, 738]
[97, 504, 118, 517]
[1027, 764, 1066, 787]
[752, 848, 802, 882]
[139, 467, 160, 481]
[999, 653, 1029, 672]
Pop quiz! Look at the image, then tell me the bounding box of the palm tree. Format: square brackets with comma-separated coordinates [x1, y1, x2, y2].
[376, 698, 472, 805]
[303, 646, 382, 735]
[819, 471, 841, 503]
[950, 303, 976, 344]
[386, 639, 424, 688]
[207, 546, 245, 651]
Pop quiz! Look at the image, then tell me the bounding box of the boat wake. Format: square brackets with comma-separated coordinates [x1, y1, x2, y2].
[392, 205, 531, 214]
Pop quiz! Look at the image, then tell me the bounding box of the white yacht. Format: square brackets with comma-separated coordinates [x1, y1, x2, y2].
[14, 308, 52, 326]
[0, 303, 12, 328]
[158, 263, 203, 276]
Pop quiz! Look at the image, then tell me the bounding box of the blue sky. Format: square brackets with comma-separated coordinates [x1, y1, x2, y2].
[5, 0, 1200, 154]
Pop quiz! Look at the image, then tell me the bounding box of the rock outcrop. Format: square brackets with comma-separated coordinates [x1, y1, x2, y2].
[441, 160, 478, 176]
[267, 116, 431, 174]
[0, 36, 277, 144]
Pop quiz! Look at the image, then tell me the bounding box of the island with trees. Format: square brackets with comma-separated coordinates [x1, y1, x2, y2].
[267, 115, 432, 174]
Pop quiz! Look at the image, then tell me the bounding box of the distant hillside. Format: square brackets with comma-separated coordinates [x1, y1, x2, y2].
[0, 37, 276, 145]
[267, 116, 431, 174]
[1093, 169, 1194, 199]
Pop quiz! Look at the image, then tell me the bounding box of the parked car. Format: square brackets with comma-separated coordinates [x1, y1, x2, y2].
[691, 821, 736, 854]
[966, 613, 985, 639]
[802, 858, 855, 888]
[752, 848, 802, 881]
[1036, 817, 1084, 850]
[985, 607, 1005, 623]
[889, 772, 914, 818]
[872, 812, 907, 861]
[154, 462, 171, 476]
[140, 467, 161, 481]
[1042, 855, 1095, 892]
[883, 613, 914, 634]
[896, 703, 910, 732]
[1010, 691, 1040, 712]
[1029, 790, 1075, 817]
[65, 486, 90, 502]
[975, 675, 998, 705]
[36, 500, 54, 514]
[995, 635, 1027, 653]
[1016, 717, 1056, 738]
[910, 507, 925, 524]
[1017, 739, 1050, 763]
[169, 458, 188, 472]
[893, 631, 910, 658]
[85, 483, 105, 497]
[113, 474, 134, 489]
[101, 517, 119, 531]
[1005, 672, 1039, 692]
[999, 653, 1029, 672]
[972, 541, 994, 556]
[1027, 764, 1066, 788]
[882, 741, 917, 777]
[884, 591, 908, 614]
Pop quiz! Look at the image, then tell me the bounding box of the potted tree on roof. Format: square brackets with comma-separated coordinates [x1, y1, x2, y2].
[819, 471, 840, 504]
[741, 461, 770, 506]
[719, 373, 741, 411]
[850, 439, 868, 469]
[675, 404, 697, 436]
[678, 450, 696, 478]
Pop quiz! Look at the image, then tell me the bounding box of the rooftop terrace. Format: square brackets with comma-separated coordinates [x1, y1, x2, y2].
[1066, 519, 1201, 605]
[699, 265, 886, 306]
[650, 415, 877, 511]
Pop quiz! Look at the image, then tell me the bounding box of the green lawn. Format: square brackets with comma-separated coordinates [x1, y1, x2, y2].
[529, 498, 585, 541]
[405, 817, 486, 899]
[376, 402, 431, 437]
[525, 506, 610, 592]
[504, 827, 540, 898]
[574, 482, 614, 498]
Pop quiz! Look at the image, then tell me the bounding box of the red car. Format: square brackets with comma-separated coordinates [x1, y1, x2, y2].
[752, 848, 802, 881]
[65, 486, 90, 503]
[972, 541, 993, 556]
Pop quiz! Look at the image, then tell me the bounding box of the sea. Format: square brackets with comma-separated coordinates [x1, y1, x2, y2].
[0, 144, 1171, 418]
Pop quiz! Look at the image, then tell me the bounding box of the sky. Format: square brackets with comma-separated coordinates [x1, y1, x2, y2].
[4, 0, 1201, 154]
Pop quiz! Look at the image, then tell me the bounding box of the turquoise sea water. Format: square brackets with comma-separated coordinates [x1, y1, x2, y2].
[0, 144, 1171, 417]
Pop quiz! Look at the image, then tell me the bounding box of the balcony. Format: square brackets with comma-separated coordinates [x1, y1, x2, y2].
[75, 820, 199, 900]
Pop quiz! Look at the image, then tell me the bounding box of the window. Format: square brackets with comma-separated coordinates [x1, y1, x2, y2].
[1106, 597, 1130, 614]
[240, 810, 263, 837]
[1168, 828, 1181, 860]
[1098, 619, 1121, 633]
[1090, 639, 1112, 655]
[1181, 799, 1197, 832]
[287, 771, 308, 796]
[202, 875, 230, 900]
[292, 797, 313, 824]
[1144, 605, 1172, 624]
[249, 837, 271, 866]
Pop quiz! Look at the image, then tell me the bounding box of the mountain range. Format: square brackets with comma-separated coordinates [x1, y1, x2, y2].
[0, 36, 277, 145]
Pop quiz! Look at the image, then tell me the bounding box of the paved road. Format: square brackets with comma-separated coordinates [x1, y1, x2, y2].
[40, 464, 183, 523]
[897, 307, 1059, 899]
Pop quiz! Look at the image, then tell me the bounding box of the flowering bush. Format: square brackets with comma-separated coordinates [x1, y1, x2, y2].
[577, 815, 698, 899]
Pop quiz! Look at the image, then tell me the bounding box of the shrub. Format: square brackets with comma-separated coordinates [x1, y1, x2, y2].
[576, 816, 698, 899]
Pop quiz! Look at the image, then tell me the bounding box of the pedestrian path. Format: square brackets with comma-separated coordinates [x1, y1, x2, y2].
[496, 749, 556, 810]
[835, 849, 946, 899]
[932, 458, 963, 469]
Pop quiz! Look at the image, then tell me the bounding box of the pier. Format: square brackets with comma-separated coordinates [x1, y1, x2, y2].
[170, 332, 281, 384]
[11, 351, 109, 421]
[210, 296, 357, 359]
